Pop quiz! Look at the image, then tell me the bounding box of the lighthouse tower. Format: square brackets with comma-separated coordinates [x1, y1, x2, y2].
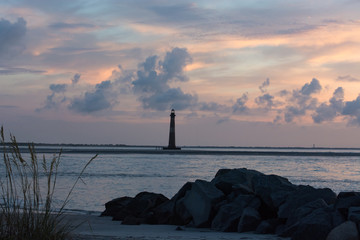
[163, 109, 181, 150]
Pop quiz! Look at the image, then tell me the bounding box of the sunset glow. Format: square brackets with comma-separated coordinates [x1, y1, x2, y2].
[1, 1, 360, 147]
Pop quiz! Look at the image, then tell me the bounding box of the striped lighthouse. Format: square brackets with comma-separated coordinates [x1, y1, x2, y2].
[163, 109, 181, 150]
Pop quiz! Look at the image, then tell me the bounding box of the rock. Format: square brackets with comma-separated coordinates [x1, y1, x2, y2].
[334, 193, 360, 219]
[287, 207, 334, 240]
[211, 194, 261, 232]
[326, 221, 359, 240]
[253, 174, 296, 218]
[232, 183, 254, 195]
[337, 192, 360, 199]
[278, 185, 336, 219]
[148, 199, 174, 224]
[101, 196, 133, 217]
[256, 218, 283, 234]
[182, 179, 225, 227]
[348, 206, 360, 223]
[285, 198, 329, 227]
[174, 195, 193, 225]
[211, 168, 264, 191]
[237, 207, 262, 232]
[112, 192, 169, 222]
[171, 182, 194, 225]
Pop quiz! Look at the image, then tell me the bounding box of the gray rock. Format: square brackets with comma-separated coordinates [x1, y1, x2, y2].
[253, 174, 296, 207]
[182, 179, 225, 227]
[326, 221, 359, 240]
[335, 193, 360, 219]
[237, 207, 261, 232]
[150, 199, 175, 224]
[211, 194, 261, 232]
[286, 198, 329, 227]
[348, 206, 360, 223]
[172, 182, 193, 225]
[174, 195, 193, 225]
[278, 185, 336, 219]
[112, 192, 169, 222]
[232, 183, 254, 195]
[211, 168, 264, 191]
[101, 196, 133, 217]
[287, 207, 333, 240]
[337, 192, 360, 199]
[256, 218, 283, 234]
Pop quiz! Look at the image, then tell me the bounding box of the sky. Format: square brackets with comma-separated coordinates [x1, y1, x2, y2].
[1, 0, 360, 147]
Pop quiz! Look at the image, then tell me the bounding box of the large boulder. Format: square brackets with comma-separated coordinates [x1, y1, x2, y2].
[253, 174, 296, 218]
[212, 168, 297, 219]
[326, 221, 359, 240]
[237, 207, 262, 232]
[172, 182, 194, 225]
[256, 218, 284, 234]
[285, 198, 329, 227]
[148, 199, 175, 224]
[105, 192, 169, 223]
[283, 207, 334, 240]
[181, 179, 225, 227]
[278, 185, 336, 219]
[101, 196, 133, 217]
[211, 194, 261, 232]
[334, 192, 360, 220]
[348, 207, 360, 223]
[211, 168, 264, 193]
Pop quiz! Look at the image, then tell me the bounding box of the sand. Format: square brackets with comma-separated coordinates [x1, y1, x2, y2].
[66, 213, 290, 240]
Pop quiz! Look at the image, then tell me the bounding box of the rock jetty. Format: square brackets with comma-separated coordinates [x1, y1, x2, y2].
[101, 168, 360, 240]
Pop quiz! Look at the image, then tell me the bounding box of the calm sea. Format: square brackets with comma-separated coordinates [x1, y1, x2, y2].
[1, 146, 360, 213]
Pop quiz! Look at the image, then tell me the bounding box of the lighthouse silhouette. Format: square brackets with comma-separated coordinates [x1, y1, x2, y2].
[163, 109, 181, 150]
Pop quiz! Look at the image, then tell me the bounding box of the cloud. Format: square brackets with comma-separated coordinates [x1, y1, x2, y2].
[341, 95, 360, 126]
[48, 22, 95, 29]
[255, 93, 275, 109]
[0, 18, 27, 60]
[37, 73, 83, 112]
[161, 47, 192, 81]
[133, 56, 165, 94]
[0, 105, 18, 109]
[37, 48, 197, 114]
[336, 75, 360, 82]
[37, 83, 67, 111]
[217, 117, 230, 124]
[232, 93, 249, 114]
[312, 87, 344, 123]
[0, 67, 45, 75]
[300, 78, 322, 96]
[68, 80, 116, 113]
[140, 88, 197, 111]
[199, 102, 227, 111]
[49, 84, 67, 93]
[259, 78, 270, 93]
[132, 47, 196, 111]
[283, 78, 321, 122]
[72, 73, 81, 84]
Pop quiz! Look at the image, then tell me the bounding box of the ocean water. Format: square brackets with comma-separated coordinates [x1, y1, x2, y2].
[1, 146, 360, 213]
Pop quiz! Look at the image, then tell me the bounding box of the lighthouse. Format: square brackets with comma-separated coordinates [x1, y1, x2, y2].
[163, 109, 181, 150]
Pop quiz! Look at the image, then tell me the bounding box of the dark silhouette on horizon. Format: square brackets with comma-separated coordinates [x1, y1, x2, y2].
[163, 109, 181, 150]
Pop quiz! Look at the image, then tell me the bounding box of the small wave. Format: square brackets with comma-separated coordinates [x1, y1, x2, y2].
[54, 172, 176, 178]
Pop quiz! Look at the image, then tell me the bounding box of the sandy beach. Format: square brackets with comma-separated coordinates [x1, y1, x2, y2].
[67, 213, 290, 240]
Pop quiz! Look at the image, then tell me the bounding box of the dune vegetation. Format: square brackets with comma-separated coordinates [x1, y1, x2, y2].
[0, 127, 96, 240]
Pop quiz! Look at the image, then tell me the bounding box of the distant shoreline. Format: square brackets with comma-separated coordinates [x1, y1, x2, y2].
[3, 142, 360, 150]
[3, 147, 360, 157]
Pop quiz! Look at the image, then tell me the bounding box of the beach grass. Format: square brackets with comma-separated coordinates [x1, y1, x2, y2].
[0, 126, 96, 240]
